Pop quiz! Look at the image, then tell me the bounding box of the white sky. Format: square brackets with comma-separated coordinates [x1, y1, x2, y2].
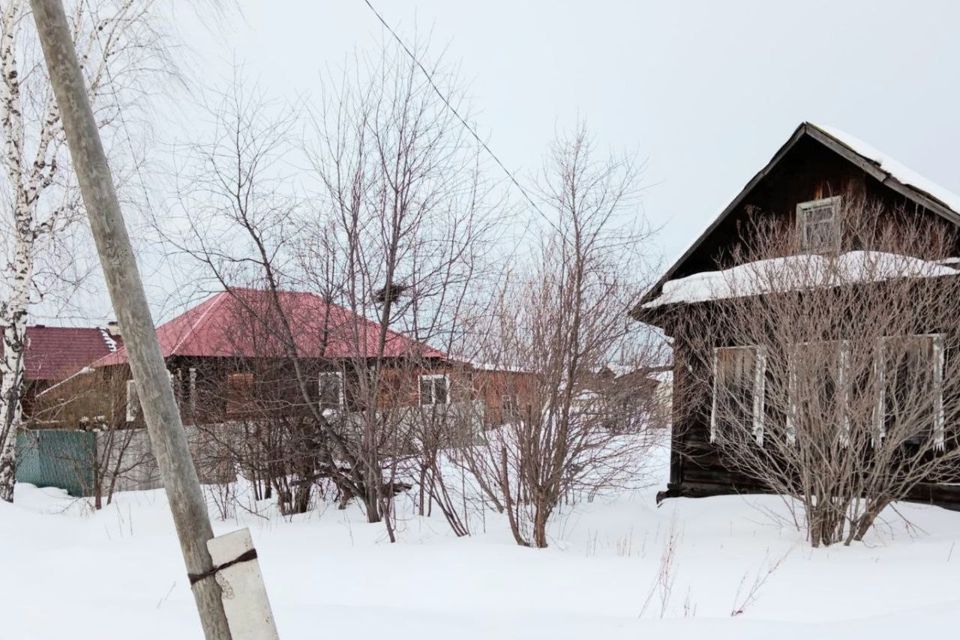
[43, 0, 960, 324]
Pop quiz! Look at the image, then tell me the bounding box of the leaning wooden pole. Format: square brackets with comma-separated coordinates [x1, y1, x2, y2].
[28, 1, 232, 638]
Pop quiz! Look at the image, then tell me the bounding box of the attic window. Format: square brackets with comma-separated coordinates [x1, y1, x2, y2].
[797, 196, 841, 253]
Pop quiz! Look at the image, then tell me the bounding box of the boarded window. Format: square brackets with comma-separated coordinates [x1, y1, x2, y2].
[226, 372, 255, 416]
[877, 335, 944, 448]
[419, 374, 450, 406]
[711, 346, 765, 444]
[125, 379, 140, 423]
[788, 341, 849, 445]
[797, 196, 840, 253]
[319, 372, 344, 410]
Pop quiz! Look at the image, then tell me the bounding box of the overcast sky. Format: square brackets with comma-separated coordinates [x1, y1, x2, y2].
[47, 0, 960, 323]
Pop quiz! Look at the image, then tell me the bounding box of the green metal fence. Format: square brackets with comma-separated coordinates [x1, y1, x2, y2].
[16, 430, 95, 497]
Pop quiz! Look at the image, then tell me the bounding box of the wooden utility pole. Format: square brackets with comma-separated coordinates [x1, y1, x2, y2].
[28, 1, 232, 638]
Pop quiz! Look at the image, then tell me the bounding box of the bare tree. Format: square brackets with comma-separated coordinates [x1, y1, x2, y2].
[670, 194, 960, 546]
[463, 126, 662, 548]
[295, 41, 499, 540]
[158, 78, 329, 518]
[161, 42, 496, 540]
[0, 0, 165, 501]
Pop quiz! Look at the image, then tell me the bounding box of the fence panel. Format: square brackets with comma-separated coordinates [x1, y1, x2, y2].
[16, 430, 95, 497]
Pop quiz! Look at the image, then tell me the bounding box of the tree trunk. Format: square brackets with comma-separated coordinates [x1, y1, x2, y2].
[848, 500, 887, 544]
[532, 500, 551, 548]
[363, 490, 382, 523]
[500, 446, 530, 547]
[0, 228, 33, 503]
[293, 482, 311, 514]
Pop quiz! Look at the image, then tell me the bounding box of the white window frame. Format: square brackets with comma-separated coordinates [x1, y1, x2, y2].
[502, 392, 519, 421]
[125, 379, 140, 423]
[419, 374, 450, 406]
[787, 340, 851, 446]
[710, 345, 766, 446]
[796, 196, 841, 253]
[188, 367, 197, 418]
[319, 371, 345, 410]
[171, 368, 182, 406]
[875, 334, 945, 449]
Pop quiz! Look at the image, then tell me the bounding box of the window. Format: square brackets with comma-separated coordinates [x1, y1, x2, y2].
[226, 372, 255, 416]
[126, 379, 140, 423]
[796, 196, 841, 253]
[787, 341, 850, 445]
[711, 346, 765, 445]
[188, 367, 197, 419]
[502, 393, 519, 422]
[319, 372, 344, 410]
[419, 374, 450, 406]
[876, 335, 944, 448]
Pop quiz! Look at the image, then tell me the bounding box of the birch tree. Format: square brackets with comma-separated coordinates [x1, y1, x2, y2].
[0, 0, 163, 500]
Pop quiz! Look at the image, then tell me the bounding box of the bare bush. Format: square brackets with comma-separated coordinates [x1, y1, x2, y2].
[462, 126, 663, 548]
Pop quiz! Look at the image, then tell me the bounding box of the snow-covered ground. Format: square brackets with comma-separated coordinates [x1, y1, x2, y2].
[3, 443, 960, 639]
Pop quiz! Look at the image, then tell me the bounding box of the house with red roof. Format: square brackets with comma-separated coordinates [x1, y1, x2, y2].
[36, 288, 469, 429]
[3, 324, 121, 422]
[16, 288, 536, 497]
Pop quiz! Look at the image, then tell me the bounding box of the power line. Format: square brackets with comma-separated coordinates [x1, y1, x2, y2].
[361, 0, 552, 229]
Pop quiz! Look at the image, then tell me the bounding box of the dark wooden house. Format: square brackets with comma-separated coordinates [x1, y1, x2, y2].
[36, 288, 483, 428]
[634, 122, 960, 509]
[34, 288, 547, 434]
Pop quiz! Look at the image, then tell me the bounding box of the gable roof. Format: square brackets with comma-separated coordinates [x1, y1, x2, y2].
[93, 288, 446, 367]
[635, 122, 960, 310]
[15, 326, 120, 382]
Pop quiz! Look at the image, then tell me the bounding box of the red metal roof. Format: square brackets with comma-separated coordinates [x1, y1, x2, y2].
[93, 288, 445, 367]
[17, 326, 120, 381]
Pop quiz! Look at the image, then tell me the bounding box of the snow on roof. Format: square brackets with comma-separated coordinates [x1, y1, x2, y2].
[642, 251, 956, 308]
[470, 362, 534, 374]
[811, 123, 960, 215]
[637, 123, 960, 314]
[98, 327, 118, 353]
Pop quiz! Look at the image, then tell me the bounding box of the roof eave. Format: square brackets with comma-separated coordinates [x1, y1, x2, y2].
[631, 123, 810, 315]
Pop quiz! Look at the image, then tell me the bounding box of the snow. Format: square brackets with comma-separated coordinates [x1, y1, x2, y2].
[3, 438, 960, 639]
[98, 327, 118, 353]
[812, 123, 960, 215]
[470, 361, 533, 373]
[643, 250, 956, 308]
